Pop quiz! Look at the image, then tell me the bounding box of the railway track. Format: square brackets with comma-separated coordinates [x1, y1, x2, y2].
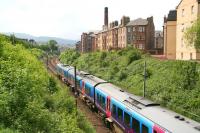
[46, 58, 111, 133]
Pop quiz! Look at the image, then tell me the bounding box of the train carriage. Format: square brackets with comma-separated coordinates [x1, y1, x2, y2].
[96, 83, 200, 133]
[55, 63, 200, 133]
[79, 74, 107, 104]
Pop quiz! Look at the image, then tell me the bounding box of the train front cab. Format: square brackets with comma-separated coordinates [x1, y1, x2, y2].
[110, 98, 165, 133]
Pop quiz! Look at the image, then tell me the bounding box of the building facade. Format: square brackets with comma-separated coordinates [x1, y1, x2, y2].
[81, 32, 96, 53]
[75, 41, 81, 52]
[80, 7, 155, 53]
[126, 17, 155, 51]
[176, 0, 200, 60]
[164, 10, 177, 59]
[155, 31, 164, 49]
[118, 16, 130, 49]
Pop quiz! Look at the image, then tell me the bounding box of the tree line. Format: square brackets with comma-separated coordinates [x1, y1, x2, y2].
[0, 34, 95, 133]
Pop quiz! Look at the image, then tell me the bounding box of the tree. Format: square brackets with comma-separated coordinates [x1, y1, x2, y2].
[184, 18, 200, 49]
[48, 40, 58, 51]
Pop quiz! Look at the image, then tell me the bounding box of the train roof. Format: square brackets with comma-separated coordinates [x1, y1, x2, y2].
[96, 83, 200, 133]
[141, 106, 200, 133]
[57, 63, 72, 71]
[81, 74, 107, 86]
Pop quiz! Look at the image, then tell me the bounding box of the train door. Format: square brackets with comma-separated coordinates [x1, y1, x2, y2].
[153, 125, 165, 133]
[106, 96, 111, 117]
[82, 81, 85, 95]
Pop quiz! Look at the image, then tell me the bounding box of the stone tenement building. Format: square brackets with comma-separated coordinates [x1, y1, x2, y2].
[164, 10, 177, 60]
[176, 0, 200, 60]
[80, 7, 155, 53]
[80, 32, 96, 53]
[164, 0, 200, 60]
[95, 16, 129, 51]
[155, 31, 164, 50]
[126, 17, 155, 52]
[75, 41, 81, 52]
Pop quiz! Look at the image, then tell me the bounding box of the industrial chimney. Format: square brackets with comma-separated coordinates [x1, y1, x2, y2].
[104, 7, 108, 27]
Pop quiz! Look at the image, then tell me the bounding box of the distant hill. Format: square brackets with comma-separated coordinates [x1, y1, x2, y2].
[3, 32, 78, 47]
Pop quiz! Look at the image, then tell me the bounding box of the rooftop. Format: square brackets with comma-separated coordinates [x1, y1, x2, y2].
[167, 10, 177, 21]
[126, 18, 148, 26]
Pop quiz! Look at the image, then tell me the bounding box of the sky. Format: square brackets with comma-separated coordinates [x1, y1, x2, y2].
[0, 0, 180, 40]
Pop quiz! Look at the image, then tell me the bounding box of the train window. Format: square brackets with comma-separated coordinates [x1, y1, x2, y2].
[97, 93, 100, 103]
[118, 108, 123, 121]
[132, 117, 140, 133]
[102, 97, 105, 109]
[112, 104, 116, 117]
[100, 95, 102, 106]
[124, 112, 131, 127]
[142, 124, 149, 133]
[85, 85, 90, 96]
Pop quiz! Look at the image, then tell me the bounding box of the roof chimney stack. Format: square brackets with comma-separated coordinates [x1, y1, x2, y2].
[104, 7, 108, 26]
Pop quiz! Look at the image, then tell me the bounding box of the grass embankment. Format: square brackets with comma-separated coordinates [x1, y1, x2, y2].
[0, 34, 95, 133]
[60, 48, 200, 122]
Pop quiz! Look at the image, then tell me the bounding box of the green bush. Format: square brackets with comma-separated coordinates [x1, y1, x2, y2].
[60, 48, 200, 122]
[0, 34, 95, 132]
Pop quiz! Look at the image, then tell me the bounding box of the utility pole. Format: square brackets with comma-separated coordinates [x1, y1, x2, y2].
[143, 61, 147, 98]
[46, 52, 49, 69]
[12, 33, 15, 45]
[74, 66, 78, 115]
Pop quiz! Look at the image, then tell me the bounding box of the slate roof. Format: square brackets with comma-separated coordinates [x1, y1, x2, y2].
[167, 10, 177, 21]
[126, 18, 148, 26]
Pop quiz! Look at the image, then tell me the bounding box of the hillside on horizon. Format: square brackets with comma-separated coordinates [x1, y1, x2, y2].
[3, 32, 78, 47]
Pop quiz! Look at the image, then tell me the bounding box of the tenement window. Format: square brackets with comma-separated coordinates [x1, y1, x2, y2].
[181, 38, 184, 48]
[182, 9, 185, 17]
[133, 27, 136, 32]
[181, 53, 183, 59]
[128, 27, 131, 32]
[191, 6, 194, 14]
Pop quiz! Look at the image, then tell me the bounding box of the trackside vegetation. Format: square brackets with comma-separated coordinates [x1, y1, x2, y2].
[60, 48, 200, 122]
[0, 34, 95, 133]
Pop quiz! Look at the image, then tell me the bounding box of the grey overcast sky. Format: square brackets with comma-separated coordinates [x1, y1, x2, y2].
[0, 0, 180, 40]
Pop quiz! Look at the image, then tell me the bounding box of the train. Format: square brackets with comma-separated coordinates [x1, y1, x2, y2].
[56, 63, 200, 133]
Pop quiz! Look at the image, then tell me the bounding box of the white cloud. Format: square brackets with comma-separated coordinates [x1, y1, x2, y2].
[0, 0, 180, 40]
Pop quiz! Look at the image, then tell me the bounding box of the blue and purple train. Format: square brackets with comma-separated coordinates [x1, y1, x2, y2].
[56, 63, 200, 133]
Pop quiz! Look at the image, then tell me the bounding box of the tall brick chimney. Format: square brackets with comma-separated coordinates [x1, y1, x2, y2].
[104, 7, 108, 26]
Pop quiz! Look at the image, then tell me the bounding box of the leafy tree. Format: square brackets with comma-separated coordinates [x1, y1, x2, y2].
[184, 18, 200, 49]
[48, 40, 58, 53]
[0, 34, 95, 132]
